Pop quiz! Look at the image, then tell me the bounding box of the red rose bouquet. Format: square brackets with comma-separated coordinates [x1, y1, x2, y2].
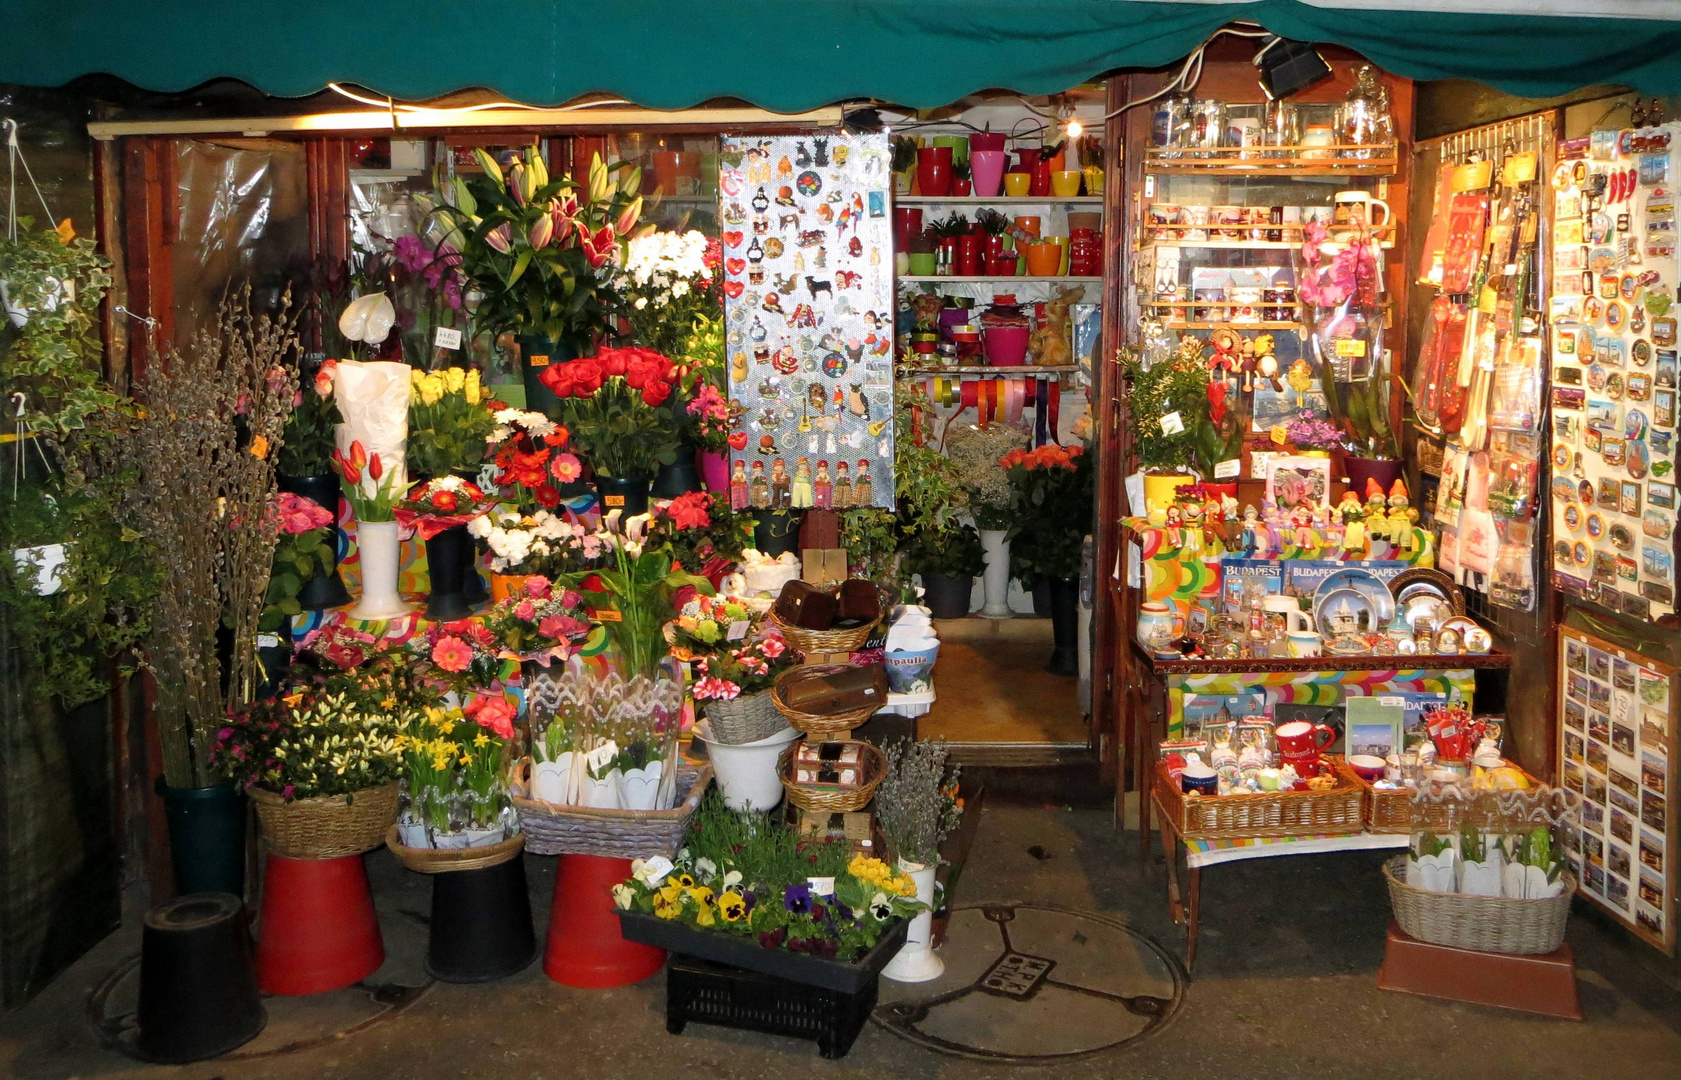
[537, 346, 684, 480]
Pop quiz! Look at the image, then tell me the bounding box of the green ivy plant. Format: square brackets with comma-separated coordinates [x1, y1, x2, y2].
[260, 527, 334, 634]
[839, 507, 899, 584]
[0, 220, 157, 708]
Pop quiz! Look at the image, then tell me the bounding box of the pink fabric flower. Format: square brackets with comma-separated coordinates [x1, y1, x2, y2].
[430, 635, 473, 673]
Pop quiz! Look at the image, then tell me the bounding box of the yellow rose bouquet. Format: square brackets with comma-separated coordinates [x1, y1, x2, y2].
[406, 365, 501, 477]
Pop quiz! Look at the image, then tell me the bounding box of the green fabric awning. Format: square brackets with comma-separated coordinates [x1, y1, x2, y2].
[6, 1, 1681, 111]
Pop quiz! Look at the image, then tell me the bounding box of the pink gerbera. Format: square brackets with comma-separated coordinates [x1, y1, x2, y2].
[549, 453, 582, 483]
[430, 635, 473, 673]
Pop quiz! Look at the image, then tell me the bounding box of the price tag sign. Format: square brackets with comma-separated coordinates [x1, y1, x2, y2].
[727, 620, 750, 641]
[256, 633, 282, 649]
[1270, 424, 1289, 445]
[1159, 411, 1185, 435]
[589, 608, 624, 623]
[434, 326, 463, 350]
[1334, 338, 1367, 358]
[1214, 458, 1242, 479]
[807, 876, 836, 896]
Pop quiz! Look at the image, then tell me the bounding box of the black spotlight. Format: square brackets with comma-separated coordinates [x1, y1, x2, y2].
[1256, 37, 1333, 100]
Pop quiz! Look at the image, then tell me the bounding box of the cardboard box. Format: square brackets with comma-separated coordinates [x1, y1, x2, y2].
[802, 548, 849, 585]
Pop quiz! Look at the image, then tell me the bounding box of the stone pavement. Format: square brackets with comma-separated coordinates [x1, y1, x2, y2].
[3, 805, 1679, 1079]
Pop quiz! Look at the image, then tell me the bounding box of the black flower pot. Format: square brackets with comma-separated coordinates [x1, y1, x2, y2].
[156, 779, 247, 898]
[255, 642, 292, 699]
[1045, 576, 1080, 677]
[595, 474, 653, 518]
[753, 510, 801, 556]
[450, 469, 490, 605]
[135, 893, 265, 1063]
[424, 524, 477, 621]
[651, 445, 703, 498]
[277, 473, 352, 610]
[921, 572, 974, 620]
[1031, 580, 1052, 617]
[427, 856, 537, 983]
[515, 335, 575, 421]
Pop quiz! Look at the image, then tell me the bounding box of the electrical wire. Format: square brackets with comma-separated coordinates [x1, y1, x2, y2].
[1091, 27, 1275, 124]
[327, 83, 631, 115]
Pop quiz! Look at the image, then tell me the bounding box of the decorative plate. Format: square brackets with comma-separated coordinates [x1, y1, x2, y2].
[1313, 567, 1395, 626]
[1315, 586, 1380, 639]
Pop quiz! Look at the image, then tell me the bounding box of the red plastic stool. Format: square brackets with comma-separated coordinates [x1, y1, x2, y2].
[255, 853, 384, 995]
[544, 854, 664, 988]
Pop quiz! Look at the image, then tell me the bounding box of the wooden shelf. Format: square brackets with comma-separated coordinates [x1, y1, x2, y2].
[1154, 321, 1303, 331]
[1144, 144, 1398, 177]
[896, 196, 1104, 207]
[898, 364, 1080, 376]
[1129, 639, 1511, 676]
[901, 275, 1101, 284]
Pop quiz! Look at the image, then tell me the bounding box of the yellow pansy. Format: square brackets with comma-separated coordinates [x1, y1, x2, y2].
[693, 905, 716, 927]
[444, 366, 467, 393]
[674, 873, 696, 889]
[718, 891, 747, 922]
[653, 892, 682, 920]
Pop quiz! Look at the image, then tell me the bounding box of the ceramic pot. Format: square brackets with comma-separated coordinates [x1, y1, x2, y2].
[1141, 473, 1197, 514]
[698, 449, 731, 493]
[882, 860, 943, 983]
[982, 325, 1030, 367]
[489, 572, 535, 603]
[906, 251, 937, 276]
[277, 473, 352, 609]
[1344, 456, 1403, 495]
[595, 474, 652, 517]
[892, 207, 923, 250]
[979, 529, 1013, 618]
[1004, 172, 1032, 198]
[693, 722, 800, 812]
[970, 132, 1007, 154]
[1030, 157, 1053, 197]
[916, 146, 953, 198]
[349, 520, 410, 620]
[955, 235, 982, 276]
[969, 150, 1006, 197]
[157, 779, 247, 898]
[1051, 170, 1083, 197]
[1024, 241, 1062, 277]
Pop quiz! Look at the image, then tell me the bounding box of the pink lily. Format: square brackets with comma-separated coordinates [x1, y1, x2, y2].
[612, 196, 643, 237]
[506, 164, 526, 206]
[529, 213, 554, 250]
[580, 224, 616, 268]
[485, 223, 513, 253]
[549, 204, 575, 246]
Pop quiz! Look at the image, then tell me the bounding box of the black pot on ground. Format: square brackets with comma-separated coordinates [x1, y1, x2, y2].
[651, 443, 704, 498]
[514, 335, 575, 420]
[753, 510, 801, 556]
[427, 856, 537, 983]
[595, 474, 653, 518]
[424, 524, 477, 621]
[1045, 576, 1080, 677]
[135, 893, 265, 1062]
[156, 779, 247, 898]
[921, 572, 974, 620]
[1031, 580, 1051, 617]
[255, 642, 292, 699]
[277, 473, 352, 610]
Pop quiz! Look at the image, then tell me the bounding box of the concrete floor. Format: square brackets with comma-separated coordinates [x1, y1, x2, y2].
[4, 806, 1681, 1079]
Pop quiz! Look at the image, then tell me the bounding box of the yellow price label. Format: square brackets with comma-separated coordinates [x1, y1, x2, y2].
[1334, 338, 1367, 358]
[1270, 424, 1288, 445]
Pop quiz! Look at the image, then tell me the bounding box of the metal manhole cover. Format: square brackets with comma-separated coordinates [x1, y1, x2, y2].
[873, 904, 1185, 1062]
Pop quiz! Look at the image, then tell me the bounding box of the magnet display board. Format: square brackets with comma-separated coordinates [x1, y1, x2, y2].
[1558, 624, 1677, 953]
[718, 133, 895, 510]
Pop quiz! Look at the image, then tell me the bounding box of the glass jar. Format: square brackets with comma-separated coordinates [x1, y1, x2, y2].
[1189, 100, 1226, 151]
[1152, 95, 1193, 155]
[1340, 65, 1392, 159]
[1262, 100, 1300, 154]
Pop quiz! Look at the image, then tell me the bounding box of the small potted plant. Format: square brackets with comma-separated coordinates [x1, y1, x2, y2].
[686, 624, 801, 745]
[900, 519, 984, 620]
[257, 492, 338, 691]
[874, 738, 963, 983]
[278, 358, 352, 609]
[467, 507, 600, 601]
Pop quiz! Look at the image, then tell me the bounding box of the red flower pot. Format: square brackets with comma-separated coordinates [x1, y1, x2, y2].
[892, 207, 923, 251]
[971, 132, 1007, 154]
[956, 234, 982, 276]
[916, 146, 954, 198]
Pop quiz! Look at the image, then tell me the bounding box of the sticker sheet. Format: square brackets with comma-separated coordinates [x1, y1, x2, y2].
[1558, 626, 1677, 953]
[1549, 124, 1680, 621]
[718, 133, 895, 509]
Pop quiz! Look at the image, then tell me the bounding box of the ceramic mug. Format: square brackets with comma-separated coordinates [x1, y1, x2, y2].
[1286, 629, 1323, 657]
[1274, 719, 1336, 779]
[1137, 601, 1184, 652]
[1262, 595, 1312, 632]
[1181, 761, 1218, 796]
[1333, 190, 1392, 229]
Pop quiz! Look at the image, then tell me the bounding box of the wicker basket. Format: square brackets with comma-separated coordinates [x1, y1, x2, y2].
[250, 782, 400, 859]
[768, 606, 881, 656]
[772, 665, 887, 737]
[1154, 762, 1363, 841]
[778, 739, 886, 814]
[385, 827, 524, 874]
[1383, 854, 1575, 954]
[1336, 758, 1550, 834]
[704, 690, 788, 746]
[513, 760, 712, 858]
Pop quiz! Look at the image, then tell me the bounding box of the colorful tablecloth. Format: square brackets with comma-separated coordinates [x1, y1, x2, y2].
[1166, 668, 1477, 739]
[1183, 830, 1408, 869]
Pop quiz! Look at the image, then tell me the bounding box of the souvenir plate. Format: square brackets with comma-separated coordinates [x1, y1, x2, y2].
[1312, 567, 1396, 627]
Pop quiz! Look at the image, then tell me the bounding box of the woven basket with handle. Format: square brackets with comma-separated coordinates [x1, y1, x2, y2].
[250, 782, 399, 859]
[703, 689, 788, 746]
[1383, 854, 1574, 954]
[778, 738, 886, 814]
[771, 665, 887, 737]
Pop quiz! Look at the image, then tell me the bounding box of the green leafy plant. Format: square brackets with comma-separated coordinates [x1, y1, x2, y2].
[926, 214, 970, 239]
[890, 136, 918, 175]
[261, 495, 336, 634]
[565, 518, 712, 679]
[899, 518, 984, 579]
[0, 220, 156, 708]
[424, 148, 647, 350]
[893, 383, 966, 536]
[839, 507, 899, 583]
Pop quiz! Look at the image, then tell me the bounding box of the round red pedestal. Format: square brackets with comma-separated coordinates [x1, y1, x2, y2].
[255, 853, 384, 996]
[544, 854, 665, 988]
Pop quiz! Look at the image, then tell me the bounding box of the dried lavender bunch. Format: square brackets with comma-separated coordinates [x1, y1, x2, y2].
[875, 737, 962, 867]
[135, 286, 297, 786]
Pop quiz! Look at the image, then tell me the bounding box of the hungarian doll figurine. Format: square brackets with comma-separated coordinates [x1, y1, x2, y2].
[1336, 489, 1367, 556]
[730, 458, 750, 511]
[853, 459, 873, 506]
[1362, 478, 1390, 554]
[790, 457, 814, 508]
[749, 460, 771, 509]
[813, 459, 832, 509]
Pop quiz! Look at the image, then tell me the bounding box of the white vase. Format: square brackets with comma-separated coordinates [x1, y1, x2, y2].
[882, 859, 944, 983]
[979, 530, 1013, 619]
[580, 769, 623, 809]
[532, 753, 576, 805]
[620, 761, 666, 811]
[349, 519, 411, 620]
[694, 721, 800, 812]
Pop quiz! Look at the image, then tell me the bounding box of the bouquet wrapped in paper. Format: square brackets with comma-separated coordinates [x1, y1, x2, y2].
[332, 360, 412, 496]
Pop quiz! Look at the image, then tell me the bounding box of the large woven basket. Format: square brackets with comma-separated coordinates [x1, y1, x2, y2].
[767, 606, 881, 656]
[385, 827, 524, 874]
[250, 782, 400, 859]
[771, 665, 887, 737]
[1336, 758, 1550, 834]
[778, 738, 887, 814]
[704, 690, 788, 746]
[513, 760, 712, 859]
[1154, 762, 1363, 841]
[1383, 854, 1575, 954]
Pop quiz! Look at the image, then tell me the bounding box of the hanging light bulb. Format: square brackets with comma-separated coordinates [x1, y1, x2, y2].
[1065, 117, 1084, 140]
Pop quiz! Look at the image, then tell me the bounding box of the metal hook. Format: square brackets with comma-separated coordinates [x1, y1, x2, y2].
[113, 305, 158, 328]
[9, 390, 23, 418]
